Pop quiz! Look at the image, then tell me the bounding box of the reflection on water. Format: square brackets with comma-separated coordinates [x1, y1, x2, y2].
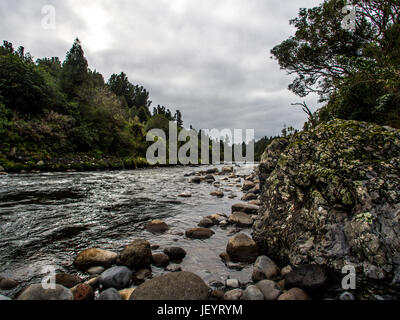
[0, 164, 256, 294]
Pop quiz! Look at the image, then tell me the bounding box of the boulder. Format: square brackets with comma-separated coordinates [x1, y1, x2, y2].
[145, 220, 169, 233]
[232, 203, 259, 215]
[198, 218, 214, 228]
[164, 247, 187, 261]
[0, 278, 19, 290]
[256, 280, 282, 300]
[17, 284, 73, 300]
[226, 233, 259, 263]
[119, 288, 135, 300]
[228, 212, 253, 227]
[99, 266, 132, 290]
[96, 288, 122, 300]
[285, 265, 329, 293]
[73, 248, 118, 269]
[132, 269, 152, 285]
[278, 288, 311, 301]
[117, 239, 152, 269]
[131, 272, 209, 300]
[186, 228, 215, 239]
[252, 256, 280, 282]
[55, 273, 82, 289]
[152, 253, 170, 267]
[71, 283, 94, 300]
[242, 285, 264, 300]
[205, 213, 227, 225]
[253, 120, 400, 281]
[224, 289, 243, 300]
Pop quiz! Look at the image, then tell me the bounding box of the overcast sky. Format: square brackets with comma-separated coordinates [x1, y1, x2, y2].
[0, 0, 323, 139]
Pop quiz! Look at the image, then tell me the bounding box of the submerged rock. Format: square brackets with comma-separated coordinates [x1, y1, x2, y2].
[145, 220, 169, 233]
[73, 248, 118, 270]
[253, 119, 400, 281]
[131, 272, 209, 300]
[198, 218, 214, 228]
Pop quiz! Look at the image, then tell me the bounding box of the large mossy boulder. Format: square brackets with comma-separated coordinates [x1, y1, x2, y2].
[253, 119, 400, 281]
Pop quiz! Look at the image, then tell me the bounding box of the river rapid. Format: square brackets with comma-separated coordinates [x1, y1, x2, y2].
[0, 164, 256, 297]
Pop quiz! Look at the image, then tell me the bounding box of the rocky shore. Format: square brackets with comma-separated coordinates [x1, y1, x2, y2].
[1, 119, 399, 301]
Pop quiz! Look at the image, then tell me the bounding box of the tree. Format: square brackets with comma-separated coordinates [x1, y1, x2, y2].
[271, 0, 400, 127]
[60, 38, 88, 97]
[174, 110, 183, 128]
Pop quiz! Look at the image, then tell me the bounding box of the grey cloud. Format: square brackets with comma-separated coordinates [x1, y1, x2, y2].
[0, 0, 322, 139]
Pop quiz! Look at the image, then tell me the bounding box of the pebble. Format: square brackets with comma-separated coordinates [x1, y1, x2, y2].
[226, 279, 240, 289]
[96, 288, 122, 300]
[224, 289, 243, 300]
[165, 264, 182, 272]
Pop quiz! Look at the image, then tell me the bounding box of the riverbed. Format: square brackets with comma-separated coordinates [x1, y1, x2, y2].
[0, 164, 256, 297]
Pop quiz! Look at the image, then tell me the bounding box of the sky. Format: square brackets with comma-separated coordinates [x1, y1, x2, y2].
[0, 0, 323, 139]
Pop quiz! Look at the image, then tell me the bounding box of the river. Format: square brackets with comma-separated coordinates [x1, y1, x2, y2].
[0, 164, 256, 297]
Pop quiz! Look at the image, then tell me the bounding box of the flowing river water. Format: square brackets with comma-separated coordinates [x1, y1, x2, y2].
[0, 164, 256, 298]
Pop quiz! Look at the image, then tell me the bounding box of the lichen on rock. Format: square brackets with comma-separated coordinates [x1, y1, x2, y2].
[253, 119, 400, 281]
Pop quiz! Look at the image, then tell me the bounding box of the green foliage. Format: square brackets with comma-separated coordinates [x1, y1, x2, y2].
[0, 38, 187, 170]
[60, 38, 88, 98]
[272, 0, 400, 128]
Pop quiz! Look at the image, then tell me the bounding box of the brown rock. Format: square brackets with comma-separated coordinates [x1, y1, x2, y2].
[227, 233, 259, 263]
[0, 278, 19, 290]
[256, 280, 282, 300]
[278, 288, 312, 300]
[131, 272, 209, 300]
[228, 212, 253, 227]
[145, 220, 169, 233]
[198, 218, 214, 228]
[132, 269, 152, 285]
[185, 228, 215, 239]
[55, 273, 82, 289]
[71, 283, 94, 300]
[119, 288, 135, 300]
[231, 203, 259, 215]
[152, 253, 170, 267]
[73, 248, 118, 270]
[117, 239, 152, 269]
